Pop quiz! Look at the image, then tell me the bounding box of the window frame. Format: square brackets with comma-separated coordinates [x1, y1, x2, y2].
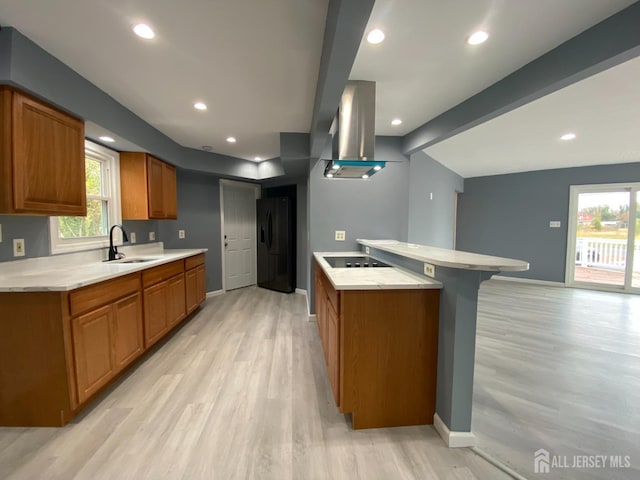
[49, 140, 122, 254]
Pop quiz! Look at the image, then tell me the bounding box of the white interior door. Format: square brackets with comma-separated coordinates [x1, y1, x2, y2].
[221, 180, 259, 291]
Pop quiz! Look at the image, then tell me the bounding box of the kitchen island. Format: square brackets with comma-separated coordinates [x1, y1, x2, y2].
[356, 239, 529, 447]
[0, 244, 207, 427]
[313, 252, 442, 429]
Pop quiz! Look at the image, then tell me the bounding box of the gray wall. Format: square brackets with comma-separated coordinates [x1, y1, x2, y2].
[158, 170, 223, 292]
[0, 216, 49, 261]
[408, 152, 464, 249]
[308, 136, 410, 310]
[456, 162, 640, 282]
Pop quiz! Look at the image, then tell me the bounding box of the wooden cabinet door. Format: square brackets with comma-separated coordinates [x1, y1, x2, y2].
[185, 268, 199, 314]
[11, 91, 85, 215]
[146, 156, 165, 218]
[167, 273, 186, 328]
[327, 301, 340, 406]
[143, 281, 168, 348]
[113, 293, 144, 372]
[72, 305, 116, 404]
[196, 265, 206, 304]
[163, 162, 178, 219]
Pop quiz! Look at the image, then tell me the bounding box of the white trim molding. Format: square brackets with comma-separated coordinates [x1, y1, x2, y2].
[206, 290, 224, 298]
[491, 275, 565, 288]
[295, 288, 307, 296]
[433, 413, 476, 448]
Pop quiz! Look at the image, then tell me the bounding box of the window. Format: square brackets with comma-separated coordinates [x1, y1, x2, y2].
[49, 140, 122, 254]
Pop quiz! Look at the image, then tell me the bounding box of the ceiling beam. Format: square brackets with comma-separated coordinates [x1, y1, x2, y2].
[308, 0, 375, 159]
[403, 2, 640, 155]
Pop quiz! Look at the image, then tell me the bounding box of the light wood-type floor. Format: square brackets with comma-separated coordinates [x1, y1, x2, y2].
[0, 286, 509, 480]
[474, 279, 640, 480]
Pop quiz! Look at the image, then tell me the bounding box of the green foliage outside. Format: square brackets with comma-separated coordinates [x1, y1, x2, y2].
[577, 203, 640, 240]
[58, 158, 107, 238]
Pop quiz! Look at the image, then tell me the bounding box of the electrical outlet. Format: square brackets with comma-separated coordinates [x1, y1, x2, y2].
[549, 221, 561, 228]
[365, 246, 370, 255]
[13, 238, 25, 257]
[179, 230, 185, 239]
[335, 230, 346, 241]
[423, 262, 435, 278]
[149, 231, 156, 241]
[130, 232, 137, 244]
[0, 223, 2, 243]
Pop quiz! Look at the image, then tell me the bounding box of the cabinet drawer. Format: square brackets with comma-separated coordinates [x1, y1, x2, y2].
[142, 260, 184, 288]
[69, 274, 140, 317]
[185, 253, 205, 270]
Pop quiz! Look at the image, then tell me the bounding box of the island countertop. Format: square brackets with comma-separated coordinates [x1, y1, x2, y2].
[0, 246, 207, 292]
[314, 251, 442, 290]
[357, 239, 529, 272]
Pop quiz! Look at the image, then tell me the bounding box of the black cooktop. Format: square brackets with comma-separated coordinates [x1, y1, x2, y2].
[323, 256, 391, 268]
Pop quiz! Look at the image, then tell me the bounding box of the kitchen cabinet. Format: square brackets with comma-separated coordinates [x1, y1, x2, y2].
[314, 261, 440, 429]
[185, 253, 206, 313]
[119, 152, 178, 220]
[0, 86, 86, 215]
[142, 260, 185, 348]
[72, 304, 116, 404]
[0, 253, 205, 426]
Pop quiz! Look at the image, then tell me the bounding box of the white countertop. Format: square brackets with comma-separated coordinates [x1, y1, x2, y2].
[314, 252, 442, 290]
[0, 244, 207, 292]
[357, 239, 529, 272]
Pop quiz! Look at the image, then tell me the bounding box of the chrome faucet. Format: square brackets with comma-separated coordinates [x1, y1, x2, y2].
[108, 224, 129, 261]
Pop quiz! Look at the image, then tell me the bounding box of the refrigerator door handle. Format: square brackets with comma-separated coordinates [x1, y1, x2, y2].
[267, 211, 273, 249]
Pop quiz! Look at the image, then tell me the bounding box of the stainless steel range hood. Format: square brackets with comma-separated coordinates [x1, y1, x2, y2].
[324, 80, 386, 179]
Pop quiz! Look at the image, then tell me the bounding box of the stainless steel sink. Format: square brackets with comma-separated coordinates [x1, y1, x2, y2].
[106, 257, 158, 264]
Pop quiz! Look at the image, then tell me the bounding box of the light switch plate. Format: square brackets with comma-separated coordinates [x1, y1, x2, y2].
[423, 262, 435, 278]
[130, 232, 137, 244]
[149, 231, 156, 241]
[179, 230, 185, 239]
[13, 238, 25, 257]
[335, 230, 345, 241]
[365, 246, 370, 255]
[0, 223, 2, 243]
[549, 221, 561, 228]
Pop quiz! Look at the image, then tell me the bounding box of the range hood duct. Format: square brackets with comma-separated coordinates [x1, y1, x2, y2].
[324, 80, 385, 179]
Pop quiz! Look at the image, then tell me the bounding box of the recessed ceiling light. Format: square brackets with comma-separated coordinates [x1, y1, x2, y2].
[99, 136, 115, 143]
[226, 137, 236, 143]
[362, 174, 369, 179]
[254, 156, 262, 161]
[391, 118, 402, 126]
[326, 173, 334, 178]
[194, 102, 207, 111]
[133, 24, 155, 39]
[374, 165, 382, 171]
[467, 31, 489, 45]
[367, 29, 385, 45]
[560, 133, 577, 141]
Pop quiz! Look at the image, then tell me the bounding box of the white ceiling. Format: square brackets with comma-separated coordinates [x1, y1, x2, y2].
[350, 0, 637, 136]
[0, 0, 328, 162]
[424, 55, 640, 178]
[0, 0, 637, 175]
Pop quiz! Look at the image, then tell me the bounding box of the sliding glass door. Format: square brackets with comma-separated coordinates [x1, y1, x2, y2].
[566, 183, 639, 293]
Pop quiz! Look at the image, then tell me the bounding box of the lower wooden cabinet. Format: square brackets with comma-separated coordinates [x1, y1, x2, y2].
[0, 253, 206, 427]
[113, 293, 144, 371]
[168, 273, 186, 328]
[72, 304, 116, 404]
[314, 260, 440, 430]
[143, 281, 169, 348]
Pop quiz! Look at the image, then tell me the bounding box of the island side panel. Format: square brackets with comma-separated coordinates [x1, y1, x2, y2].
[0, 291, 74, 426]
[340, 288, 439, 429]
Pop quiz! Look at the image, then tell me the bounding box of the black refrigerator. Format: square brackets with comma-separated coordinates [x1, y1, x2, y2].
[257, 196, 295, 293]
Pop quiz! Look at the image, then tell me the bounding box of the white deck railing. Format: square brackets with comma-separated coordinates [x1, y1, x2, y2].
[575, 237, 636, 270]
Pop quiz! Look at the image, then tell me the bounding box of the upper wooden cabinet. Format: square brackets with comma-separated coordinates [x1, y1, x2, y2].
[0, 86, 86, 215]
[120, 152, 178, 219]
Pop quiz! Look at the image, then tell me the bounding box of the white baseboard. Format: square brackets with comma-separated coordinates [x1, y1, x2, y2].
[206, 290, 224, 298]
[308, 314, 317, 322]
[295, 288, 307, 296]
[433, 413, 476, 448]
[491, 275, 565, 288]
